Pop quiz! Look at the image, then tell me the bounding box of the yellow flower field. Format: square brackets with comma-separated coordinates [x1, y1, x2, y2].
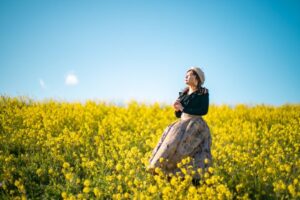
[0, 96, 299, 199]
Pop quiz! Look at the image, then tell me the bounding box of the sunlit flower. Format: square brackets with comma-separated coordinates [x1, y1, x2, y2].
[83, 179, 91, 187]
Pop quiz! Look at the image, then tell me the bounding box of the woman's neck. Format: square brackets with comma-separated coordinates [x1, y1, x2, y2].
[188, 85, 198, 94]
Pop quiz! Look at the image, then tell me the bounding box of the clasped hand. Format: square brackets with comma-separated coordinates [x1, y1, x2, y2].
[173, 100, 184, 112]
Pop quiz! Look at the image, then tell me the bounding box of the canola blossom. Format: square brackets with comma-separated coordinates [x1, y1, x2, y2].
[0, 96, 299, 199]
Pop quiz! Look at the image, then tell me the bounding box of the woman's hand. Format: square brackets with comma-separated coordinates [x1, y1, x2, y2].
[173, 100, 179, 110]
[173, 100, 184, 111]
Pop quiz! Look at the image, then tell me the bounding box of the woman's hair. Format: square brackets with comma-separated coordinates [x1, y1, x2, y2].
[182, 69, 208, 95]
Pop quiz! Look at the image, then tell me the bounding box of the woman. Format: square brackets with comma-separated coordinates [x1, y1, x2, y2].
[148, 67, 212, 181]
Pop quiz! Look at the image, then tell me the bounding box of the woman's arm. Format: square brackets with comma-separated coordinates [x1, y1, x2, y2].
[182, 93, 209, 116]
[173, 99, 183, 118]
[175, 110, 182, 118]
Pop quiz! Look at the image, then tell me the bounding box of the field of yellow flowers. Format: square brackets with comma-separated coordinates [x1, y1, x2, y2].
[0, 96, 299, 199]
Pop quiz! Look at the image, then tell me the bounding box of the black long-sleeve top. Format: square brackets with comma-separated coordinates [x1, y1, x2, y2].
[175, 87, 209, 118]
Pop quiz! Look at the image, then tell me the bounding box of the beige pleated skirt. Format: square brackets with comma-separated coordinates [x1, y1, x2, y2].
[148, 113, 212, 179]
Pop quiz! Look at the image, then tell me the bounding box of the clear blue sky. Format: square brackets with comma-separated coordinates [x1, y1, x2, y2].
[1, 0, 299, 105]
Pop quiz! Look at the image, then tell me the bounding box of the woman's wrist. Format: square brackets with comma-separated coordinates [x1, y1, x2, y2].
[180, 106, 184, 112]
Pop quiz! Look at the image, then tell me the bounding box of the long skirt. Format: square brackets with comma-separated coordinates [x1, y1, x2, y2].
[148, 116, 212, 179]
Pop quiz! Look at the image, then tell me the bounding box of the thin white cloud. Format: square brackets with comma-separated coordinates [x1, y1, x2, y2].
[39, 78, 46, 89]
[65, 73, 79, 86]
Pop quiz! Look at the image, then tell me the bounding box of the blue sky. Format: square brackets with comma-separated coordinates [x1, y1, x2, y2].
[0, 0, 299, 105]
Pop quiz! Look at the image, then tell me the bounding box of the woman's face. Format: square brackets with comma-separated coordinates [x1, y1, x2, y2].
[185, 70, 198, 86]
